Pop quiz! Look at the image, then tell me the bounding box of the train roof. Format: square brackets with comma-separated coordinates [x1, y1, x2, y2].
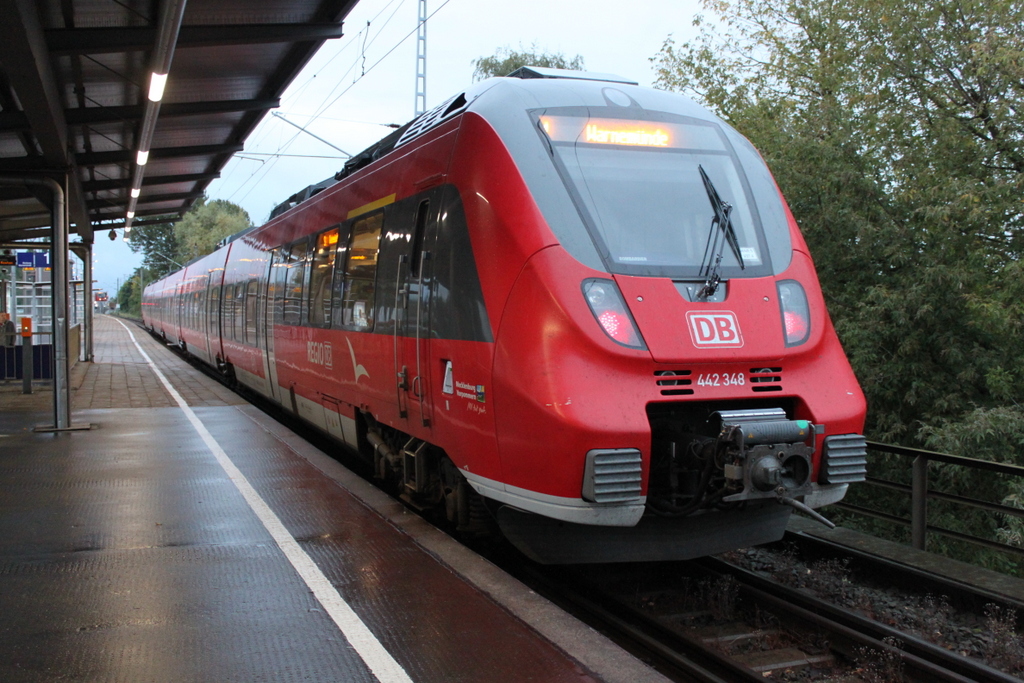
[260, 67, 714, 225]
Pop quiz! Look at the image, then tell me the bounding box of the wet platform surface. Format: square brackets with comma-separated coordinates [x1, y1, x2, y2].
[0, 315, 667, 683]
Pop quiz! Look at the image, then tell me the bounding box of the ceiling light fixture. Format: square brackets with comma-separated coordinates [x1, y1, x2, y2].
[148, 72, 168, 102]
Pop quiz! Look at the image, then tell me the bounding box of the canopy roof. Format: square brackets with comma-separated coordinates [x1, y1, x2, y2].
[0, 0, 356, 243]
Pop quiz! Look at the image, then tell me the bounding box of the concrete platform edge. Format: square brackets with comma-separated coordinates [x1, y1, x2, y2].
[235, 404, 672, 683]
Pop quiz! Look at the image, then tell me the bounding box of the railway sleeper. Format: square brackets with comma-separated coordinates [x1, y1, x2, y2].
[735, 648, 834, 675]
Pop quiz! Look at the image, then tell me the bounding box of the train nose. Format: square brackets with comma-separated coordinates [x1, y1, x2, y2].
[612, 275, 787, 363]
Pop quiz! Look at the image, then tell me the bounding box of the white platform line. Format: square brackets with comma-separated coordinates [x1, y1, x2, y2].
[112, 319, 413, 683]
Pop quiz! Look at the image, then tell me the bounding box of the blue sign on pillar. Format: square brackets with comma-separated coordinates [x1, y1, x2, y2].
[15, 252, 49, 268]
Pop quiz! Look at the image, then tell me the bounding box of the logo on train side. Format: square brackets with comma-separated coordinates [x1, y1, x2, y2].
[346, 338, 369, 383]
[307, 340, 333, 369]
[686, 311, 743, 348]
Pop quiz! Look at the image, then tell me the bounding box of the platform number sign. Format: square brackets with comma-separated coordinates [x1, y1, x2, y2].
[686, 311, 744, 348]
[15, 252, 48, 269]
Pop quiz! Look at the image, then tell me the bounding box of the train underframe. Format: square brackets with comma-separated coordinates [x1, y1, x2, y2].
[345, 394, 845, 564]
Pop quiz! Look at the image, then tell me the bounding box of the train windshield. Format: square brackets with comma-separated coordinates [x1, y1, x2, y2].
[535, 108, 778, 278]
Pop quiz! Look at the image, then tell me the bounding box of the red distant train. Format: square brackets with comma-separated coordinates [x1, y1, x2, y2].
[143, 67, 867, 563]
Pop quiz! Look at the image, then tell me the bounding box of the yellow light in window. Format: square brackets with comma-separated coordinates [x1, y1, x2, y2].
[319, 229, 339, 248]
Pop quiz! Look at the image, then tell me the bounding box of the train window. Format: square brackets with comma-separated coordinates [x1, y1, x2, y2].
[410, 200, 429, 276]
[268, 247, 285, 326]
[245, 280, 259, 344]
[197, 277, 208, 332]
[224, 285, 232, 340]
[336, 212, 383, 329]
[283, 241, 309, 326]
[308, 228, 339, 327]
[222, 284, 235, 341]
[208, 280, 220, 338]
[229, 282, 240, 342]
[533, 108, 776, 279]
[230, 282, 239, 342]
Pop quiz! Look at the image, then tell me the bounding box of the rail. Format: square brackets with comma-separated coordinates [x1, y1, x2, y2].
[834, 441, 1024, 559]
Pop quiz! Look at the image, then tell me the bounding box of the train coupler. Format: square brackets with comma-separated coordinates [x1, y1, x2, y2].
[717, 409, 815, 504]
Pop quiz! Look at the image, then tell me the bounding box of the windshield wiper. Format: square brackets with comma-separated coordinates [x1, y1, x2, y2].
[696, 165, 745, 300]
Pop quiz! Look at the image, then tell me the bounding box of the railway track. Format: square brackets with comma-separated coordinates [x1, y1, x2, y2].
[140, 320, 1023, 682]
[506, 549, 1022, 683]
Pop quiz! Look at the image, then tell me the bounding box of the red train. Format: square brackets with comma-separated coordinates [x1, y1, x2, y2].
[143, 67, 867, 563]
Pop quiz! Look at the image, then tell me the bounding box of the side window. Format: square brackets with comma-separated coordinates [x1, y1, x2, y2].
[199, 277, 209, 329]
[208, 278, 220, 335]
[223, 284, 235, 341]
[234, 282, 243, 342]
[268, 247, 286, 327]
[245, 280, 259, 344]
[308, 228, 339, 327]
[283, 240, 309, 326]
[337, 212, 383, 329]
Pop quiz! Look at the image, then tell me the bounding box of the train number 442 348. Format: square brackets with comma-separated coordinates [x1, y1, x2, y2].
[696, 372, 746, 387]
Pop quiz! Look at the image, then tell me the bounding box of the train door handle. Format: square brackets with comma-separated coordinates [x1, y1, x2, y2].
[397, 365, 409, 391]
[411, 375, 423, 399]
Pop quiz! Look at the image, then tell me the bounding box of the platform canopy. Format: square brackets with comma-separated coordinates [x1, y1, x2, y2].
[0, 0, 357, 244]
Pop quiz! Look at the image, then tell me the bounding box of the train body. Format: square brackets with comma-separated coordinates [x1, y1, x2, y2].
[143, 68, 867, 563]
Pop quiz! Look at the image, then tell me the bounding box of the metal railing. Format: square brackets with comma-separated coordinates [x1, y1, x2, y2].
[834, 441, 1024, 560]
[0, 332, 54, 381]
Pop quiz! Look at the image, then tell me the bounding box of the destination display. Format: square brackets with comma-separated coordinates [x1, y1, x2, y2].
[538, 115, 726, 151]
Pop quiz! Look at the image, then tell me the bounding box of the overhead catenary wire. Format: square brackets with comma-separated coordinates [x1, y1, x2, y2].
[223, 0, 415, 203]
[223, 0, 453, 211]
[216, 1, 405, 193]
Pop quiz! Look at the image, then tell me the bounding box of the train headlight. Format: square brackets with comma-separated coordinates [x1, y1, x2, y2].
[582, 279, 646, 349]
[777, 280, 810, 347]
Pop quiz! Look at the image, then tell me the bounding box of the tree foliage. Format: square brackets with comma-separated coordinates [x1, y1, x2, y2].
[173, 198, 252, 262]
[128, 197, 252, 274]
[652, 0, 1024, 445]
[651, 0, 1024, 569]
[116, 269, 143, 317]
[127, 218, 179, 278]
[472, 44, 585, 81]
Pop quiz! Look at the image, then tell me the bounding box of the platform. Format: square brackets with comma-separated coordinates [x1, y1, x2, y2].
[0, 314, 668, 683]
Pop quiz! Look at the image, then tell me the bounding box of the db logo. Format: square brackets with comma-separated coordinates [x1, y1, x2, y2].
[686, 311, 744, 348]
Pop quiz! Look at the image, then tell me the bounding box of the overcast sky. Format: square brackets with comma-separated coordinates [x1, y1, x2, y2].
[93, 0, 704, 296]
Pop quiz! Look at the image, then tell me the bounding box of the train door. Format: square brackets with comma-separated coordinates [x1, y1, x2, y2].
[263, 247, 284, 403]
[394, 198, 436, 429]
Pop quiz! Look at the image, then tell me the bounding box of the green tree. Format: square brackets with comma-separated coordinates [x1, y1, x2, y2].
[173, 198, 252, 263]
[127, 217, 180, 277]
[116, 268, 145, 317]
[651, 0, 1024, 444]
[472, 44, 585, 81]
[651, 0, 1024, 570]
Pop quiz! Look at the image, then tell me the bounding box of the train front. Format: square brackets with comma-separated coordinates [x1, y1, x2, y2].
[463, 72, 867, 563]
